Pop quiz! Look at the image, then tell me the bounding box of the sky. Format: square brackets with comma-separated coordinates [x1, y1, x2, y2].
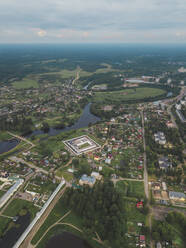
[0, 0, 186, 44]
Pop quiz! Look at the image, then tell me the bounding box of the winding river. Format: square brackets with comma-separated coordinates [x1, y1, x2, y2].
[0, 103, 100, 154]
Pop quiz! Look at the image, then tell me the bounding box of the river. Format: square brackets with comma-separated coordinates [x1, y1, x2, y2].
[0, 103, 100, 154]
[45, 232, 92, 248]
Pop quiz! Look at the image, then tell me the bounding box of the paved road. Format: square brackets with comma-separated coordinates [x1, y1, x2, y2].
[141, 111, 149, 200]
[141, 111, 153, 248]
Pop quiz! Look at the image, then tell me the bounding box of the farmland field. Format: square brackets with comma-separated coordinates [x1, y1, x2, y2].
[12, 78, 39, 89]
[93, 87, 166, 103]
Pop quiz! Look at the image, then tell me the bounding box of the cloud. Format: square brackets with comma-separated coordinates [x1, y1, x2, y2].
[37, 29, 47, 37]
[0, 0, 186, 43]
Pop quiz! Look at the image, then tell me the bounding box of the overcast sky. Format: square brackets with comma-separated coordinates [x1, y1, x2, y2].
[0, 0, 186, 43]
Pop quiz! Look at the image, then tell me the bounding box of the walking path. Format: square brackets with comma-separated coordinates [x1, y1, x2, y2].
[8, 132, 35, 148]
[0, 214, 13, 219]
[34, 210, 71, 247]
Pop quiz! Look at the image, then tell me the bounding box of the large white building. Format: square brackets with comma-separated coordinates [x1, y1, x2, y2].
[63, 135, 100, 155]
[0, 179, 24, 208]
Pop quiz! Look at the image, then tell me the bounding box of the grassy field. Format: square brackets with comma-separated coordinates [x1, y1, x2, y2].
[55, 170, 74, 181]
[42, 68, 92, 78]
[40, 63, 116, 79]
[93, 87, 166, 103]
[95, 63, 118, 74]
[0, 132, 12, 141]
[3, 199, 38, 219]
[31, 196, 74, 244]
[32, 194, 102, 248]
[12, 78, 39, 89]
[116, 180, 145, 199]
[0, 216, 11, 237]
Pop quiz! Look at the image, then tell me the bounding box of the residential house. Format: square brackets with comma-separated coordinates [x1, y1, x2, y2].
[79, 174, 96, 187]
[158, 157, 172, 170]
[169, 191, 186, 202]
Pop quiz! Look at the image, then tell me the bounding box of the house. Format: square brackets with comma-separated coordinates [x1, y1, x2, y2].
[153, 182, 161, 190]
[139, 235, 146, 247]
[105, 158, 111, 164]
[154, 132, 166, 145]
[158, 157, 172, 170]
[156, 242, 162, 248]
[136, 201, 143, 208]
[169, 191, 186, 202]
[94, 156, 100, 162]
[91, 172, 102, 180]
[162, 182, 167, 191]
[79, 174, 96, 187]
[166, 121, 174, 128]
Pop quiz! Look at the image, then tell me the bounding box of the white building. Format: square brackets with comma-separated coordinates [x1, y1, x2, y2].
[0, 179, 24, 208]
[91, 172, 102, 181]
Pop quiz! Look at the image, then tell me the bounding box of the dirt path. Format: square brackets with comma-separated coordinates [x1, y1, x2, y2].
[34, 210, 71, 247]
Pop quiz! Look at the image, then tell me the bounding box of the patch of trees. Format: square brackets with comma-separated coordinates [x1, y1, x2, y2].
[166, 211, 186, 245]
[152, 220, 175, 243]
[62, 180, 127, 248]
[0, 115, 34, 135]
[152, 212, 186, 246]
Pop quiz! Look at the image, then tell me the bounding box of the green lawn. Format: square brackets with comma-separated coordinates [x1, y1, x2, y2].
[0, 132, 12, 141]
[41, 68, 92, 79]
[0, 216, 11, 237]
[12, 78, 39, 89]
[116, 180, 145, 199]
[93, 87, 166, 103]
[3, 199, 38, 219]
[55, 170, 74, 182]
[31, 197, 71, 244]
[32, 194, 102, 248]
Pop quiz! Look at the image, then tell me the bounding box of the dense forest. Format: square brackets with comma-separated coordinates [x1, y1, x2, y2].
[62, 180, 127, 248]
[1, 44, 186, 85]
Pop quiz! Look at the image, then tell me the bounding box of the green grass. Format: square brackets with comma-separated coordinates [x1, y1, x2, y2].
[40, 63, 116, 79]
[12, 78, 39, 89]
[116, 180, 145, 199]
[0, 132, 11, 141]
[32, 195, 102, 248]
[95, 63, 118, 74]
[0, 216, 11, 237]
[93, 87, 166, 103]
[55, 170, 74, 182]
[3, 199, 38, 219]
[31, 197, 70, 244]
[125, 201, 146, 223]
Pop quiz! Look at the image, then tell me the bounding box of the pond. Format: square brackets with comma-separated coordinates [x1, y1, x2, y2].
[0, 213, 30, 248]
[45, 232, 92, 248]
[0, 139, 19, 155]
